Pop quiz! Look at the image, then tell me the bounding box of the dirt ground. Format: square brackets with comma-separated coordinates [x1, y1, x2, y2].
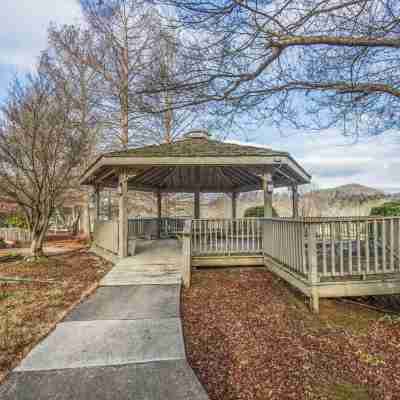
[0, 236, 87, 257]
[0, 241, 113, 383]
[182, 269, 400, 400]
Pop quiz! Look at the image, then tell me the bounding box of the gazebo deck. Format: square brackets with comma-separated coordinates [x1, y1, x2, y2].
[92, 215, 400, 313]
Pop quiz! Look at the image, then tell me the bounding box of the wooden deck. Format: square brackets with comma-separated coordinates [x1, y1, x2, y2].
[93, 216, 400, 313]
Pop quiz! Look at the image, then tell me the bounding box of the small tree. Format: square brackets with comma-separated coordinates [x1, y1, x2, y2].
[0, 72, 90, 258]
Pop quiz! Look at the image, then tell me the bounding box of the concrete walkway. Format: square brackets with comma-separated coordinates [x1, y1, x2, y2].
[0, 240, 209, 400]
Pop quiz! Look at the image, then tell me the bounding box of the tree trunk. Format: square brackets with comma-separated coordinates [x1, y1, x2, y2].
[30, 229, 46, 258]
[71, 209, 81, 236]
[120, 37, 130, 148]
[29, 215, 50, 259]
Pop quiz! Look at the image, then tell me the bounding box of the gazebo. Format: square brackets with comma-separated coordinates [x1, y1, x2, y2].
[80, 130, 311, 258]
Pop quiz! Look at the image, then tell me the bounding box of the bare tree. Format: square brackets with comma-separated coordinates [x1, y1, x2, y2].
[0, 71, 90, 258]
[45, 29, 103, 164]
[145, 0, 400, 137]
[140, 26, 218, 144]
[52, 1, 223, 149]
[50, 1, 165, 149]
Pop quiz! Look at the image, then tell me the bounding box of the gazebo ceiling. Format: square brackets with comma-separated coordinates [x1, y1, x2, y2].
[80, 131, 311, 193]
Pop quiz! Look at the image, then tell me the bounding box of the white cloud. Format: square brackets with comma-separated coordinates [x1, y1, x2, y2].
[230, 128, 400, 193]
[0, 1, 82, 70]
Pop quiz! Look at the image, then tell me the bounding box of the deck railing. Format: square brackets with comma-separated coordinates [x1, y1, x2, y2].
[263, 216, 400, 312]
[128, 217, 186, 238]
[263, 219, 308, 278]
[263, 217, 400, 281]
[128, 217, 156, 238]
[93, 220, 119, 254]
[192, 218, 263, 256]
[160, 217, 186, 236]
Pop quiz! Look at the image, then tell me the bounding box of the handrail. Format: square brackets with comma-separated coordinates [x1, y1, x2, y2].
[263, 216, 400, 281]
[128, 217, 186, 238]
[267, 216, 400, 222]
[191, 218, 263, 256]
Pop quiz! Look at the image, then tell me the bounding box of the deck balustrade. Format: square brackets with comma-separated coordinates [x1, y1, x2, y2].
[262, 216, 400, 312]
[128, 217, 186, 238]
[191, 218, 263, 256]
[92, 220, 119, 254]
[263, 217, 400, 281]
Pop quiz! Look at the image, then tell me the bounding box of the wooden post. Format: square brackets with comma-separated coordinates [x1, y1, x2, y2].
[119, 173, 128, 258]
[231, 192, 237, 219]
[108, 190, 112, 221]
[262, 171, 273, 218]
[157, 191, 162, 239]
[77, 206, 81, 233]
[93, 186, 100, 223]
[292, 185, 299, 218]
[182, 219, 192, 288]
[307, 223, 319, 313]
[83, 201, 91, 237]
[194, 190, 200, 219]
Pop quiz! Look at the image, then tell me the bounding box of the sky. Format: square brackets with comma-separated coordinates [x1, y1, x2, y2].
[1, 1, 399, 193]
[231, 128, 400, 193]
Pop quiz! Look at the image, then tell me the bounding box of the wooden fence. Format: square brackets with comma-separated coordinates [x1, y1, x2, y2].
[192, 218, 263, 256]
[93, 220, 119, 254]
[0, 228, 31, 242]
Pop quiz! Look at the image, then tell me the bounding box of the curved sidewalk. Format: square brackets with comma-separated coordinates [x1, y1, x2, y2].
[0, 241, 208, 400]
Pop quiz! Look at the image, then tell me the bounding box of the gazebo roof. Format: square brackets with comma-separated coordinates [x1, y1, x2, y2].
[81, 131, 311, 193]
[107, 137, 279, 158]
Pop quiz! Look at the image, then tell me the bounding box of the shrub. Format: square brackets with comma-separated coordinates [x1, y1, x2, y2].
[370, 202, 400, 217]
[244, 205, 278, 218]
[5, 214, 28, 229]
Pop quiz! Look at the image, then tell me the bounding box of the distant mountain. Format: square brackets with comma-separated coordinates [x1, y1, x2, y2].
[317, 184, 385, 199]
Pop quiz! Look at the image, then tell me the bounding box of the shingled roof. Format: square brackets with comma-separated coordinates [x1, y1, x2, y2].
[80, 131, 311, 191]
[105, 134, 286, 158]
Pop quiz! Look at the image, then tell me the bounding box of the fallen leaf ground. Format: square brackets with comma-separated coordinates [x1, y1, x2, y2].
[0, 241, 113, 383]
[182, 269, 400, 400]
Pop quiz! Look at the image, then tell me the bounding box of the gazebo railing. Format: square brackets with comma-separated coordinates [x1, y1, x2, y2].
[128, 217, 186, 238]
[92, 220, 119, 254]
[160, 217, 186, 236]
[192, 218, 263, 256]
[128, 217, 156, 237]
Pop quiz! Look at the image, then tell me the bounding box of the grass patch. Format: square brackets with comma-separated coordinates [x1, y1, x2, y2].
[323, 382, 371, 400]
[0, 292, 14, 301]
[319, 299, 382, 334]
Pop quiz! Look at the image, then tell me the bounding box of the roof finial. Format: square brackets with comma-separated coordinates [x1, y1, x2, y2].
[182, 130, 210, 140]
